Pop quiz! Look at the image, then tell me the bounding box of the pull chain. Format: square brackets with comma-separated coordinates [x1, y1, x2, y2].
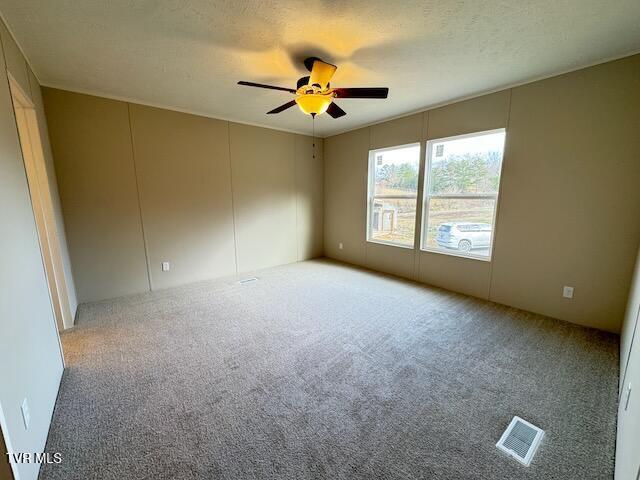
[312, 115, 316, 159]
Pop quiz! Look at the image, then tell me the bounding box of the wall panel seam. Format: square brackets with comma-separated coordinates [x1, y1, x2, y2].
[227, 121, 239, 274]
[126, 103, 152, 291]
[322, 139, 329, 257]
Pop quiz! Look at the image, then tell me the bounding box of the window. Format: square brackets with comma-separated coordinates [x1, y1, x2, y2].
[367, 143, 420, 247]
[421, 129, 506, 260]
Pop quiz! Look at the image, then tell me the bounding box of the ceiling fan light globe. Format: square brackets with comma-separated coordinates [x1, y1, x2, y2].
[295, 94, 332, 116]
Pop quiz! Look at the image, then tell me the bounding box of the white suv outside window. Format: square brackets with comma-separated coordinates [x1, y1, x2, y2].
[435, 222, 492, 253]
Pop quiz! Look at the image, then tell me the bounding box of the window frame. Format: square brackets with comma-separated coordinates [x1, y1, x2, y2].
[419, 128, 506, 262]
[366, 142, 421, 249]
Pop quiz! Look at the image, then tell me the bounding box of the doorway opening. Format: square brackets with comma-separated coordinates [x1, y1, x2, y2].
[8, 74, 72, 334]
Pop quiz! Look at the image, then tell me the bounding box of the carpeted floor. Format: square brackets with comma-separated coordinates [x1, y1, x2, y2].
[41, 259, 619, 480]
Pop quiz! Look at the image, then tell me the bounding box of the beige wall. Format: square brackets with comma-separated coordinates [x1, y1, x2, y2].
[230, 123, 298, 272]
[324, 127, 369, 266]
[295, 134, 324, 260]
[324, 55, 640, 333]
[44, 90, 151, 302]
[0, 19, 64, 480]
[129, 105, 236, 290]
[490, 58, 640, 333]
[44, 88, 324, 302]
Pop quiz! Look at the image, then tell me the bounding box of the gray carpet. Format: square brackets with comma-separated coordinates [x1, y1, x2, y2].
[41, 259, 619, 480]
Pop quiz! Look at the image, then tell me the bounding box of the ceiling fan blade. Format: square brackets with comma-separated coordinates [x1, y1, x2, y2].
[267, 100, 297, 114]
[309, 59, 337, 89]
[333, 87, 389, 99]
[238, 81, 296, 93]
[327, 102, 346, 119]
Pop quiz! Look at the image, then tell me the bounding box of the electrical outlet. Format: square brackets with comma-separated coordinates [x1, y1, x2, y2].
[21, 398, 30, 429]
[161, 262, 170, 272]
[338, 242, 343, 250]
[562, 286, 574, 299]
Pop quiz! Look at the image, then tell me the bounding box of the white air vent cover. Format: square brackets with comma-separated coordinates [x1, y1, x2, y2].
[496, 416, 544, 466]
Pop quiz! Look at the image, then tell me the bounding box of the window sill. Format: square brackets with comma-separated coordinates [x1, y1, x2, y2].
[420, 246, 492, 262]
[366, 239, 415, 250]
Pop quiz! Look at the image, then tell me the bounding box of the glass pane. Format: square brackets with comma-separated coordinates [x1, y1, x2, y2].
[423, 198, 496, 257]
[370, 198, 416, 246]
[429, 131, 505, 195]
[374, 144, 420, 196]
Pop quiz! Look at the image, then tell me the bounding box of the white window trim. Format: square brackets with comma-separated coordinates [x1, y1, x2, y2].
[366, 142, 421, 249]
[420, 128, 506, 262]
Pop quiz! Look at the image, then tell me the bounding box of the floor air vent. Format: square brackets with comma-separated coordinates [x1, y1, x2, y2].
[496, 416, 544, 466]
[238, 277, 258, 284]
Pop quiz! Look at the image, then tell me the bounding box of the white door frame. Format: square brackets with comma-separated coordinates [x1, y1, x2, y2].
[8, 73, 72, 334]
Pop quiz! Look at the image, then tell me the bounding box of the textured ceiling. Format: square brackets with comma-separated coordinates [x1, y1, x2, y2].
[1, 0, 639, 137]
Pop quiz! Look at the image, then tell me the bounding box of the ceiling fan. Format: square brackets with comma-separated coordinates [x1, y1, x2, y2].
[238, 57, 389, 118]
